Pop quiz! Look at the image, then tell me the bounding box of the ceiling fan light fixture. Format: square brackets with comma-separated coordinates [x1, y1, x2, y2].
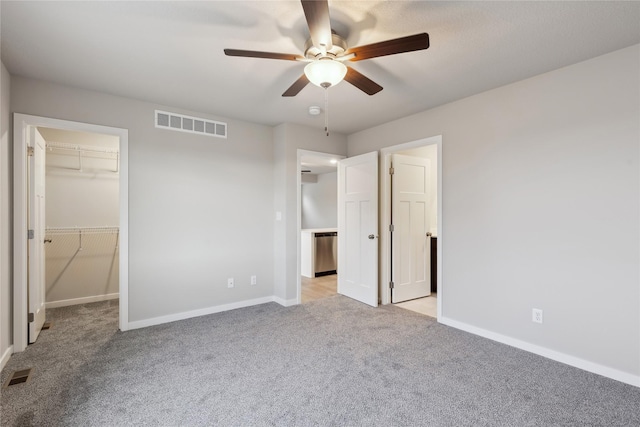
[304, 58, 347, 88]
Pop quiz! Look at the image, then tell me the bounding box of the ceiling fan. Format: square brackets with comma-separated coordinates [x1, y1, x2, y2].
[224, 0, 430, 97]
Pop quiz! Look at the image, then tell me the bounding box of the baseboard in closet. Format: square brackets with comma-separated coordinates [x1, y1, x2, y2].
[45, 293, 119, 309]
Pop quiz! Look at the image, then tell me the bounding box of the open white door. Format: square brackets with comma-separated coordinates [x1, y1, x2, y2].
[28, 127, 46, 343]
[338, 151, 378, 307]
[391, 154, 431, 303]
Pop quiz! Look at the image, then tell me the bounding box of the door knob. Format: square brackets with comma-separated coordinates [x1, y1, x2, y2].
[44, 239, 52, 244]
[368, 234, 378, 240]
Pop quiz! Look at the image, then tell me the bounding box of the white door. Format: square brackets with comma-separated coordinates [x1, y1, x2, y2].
[28, 127, 46, 343]
[391, 154, 431, 303]
[337, 151, 378, 307]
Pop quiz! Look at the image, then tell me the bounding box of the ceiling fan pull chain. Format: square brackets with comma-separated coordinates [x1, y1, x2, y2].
[324, 88, 329, 136]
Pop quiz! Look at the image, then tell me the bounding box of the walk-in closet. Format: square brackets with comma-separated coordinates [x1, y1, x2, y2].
[39, 127, 120, 310]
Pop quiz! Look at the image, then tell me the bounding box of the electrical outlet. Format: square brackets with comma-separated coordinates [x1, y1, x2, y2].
[532, 308, 543, 324]
[251, 275, 257, 285]
[227, 278, 234, 288]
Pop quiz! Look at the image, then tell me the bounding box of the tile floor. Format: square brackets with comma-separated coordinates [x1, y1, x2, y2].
[395, 293, 437, 318]
[301, 274, 337, 303]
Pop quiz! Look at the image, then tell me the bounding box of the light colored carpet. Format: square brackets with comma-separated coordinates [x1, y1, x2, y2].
[1, 296, 639, 426]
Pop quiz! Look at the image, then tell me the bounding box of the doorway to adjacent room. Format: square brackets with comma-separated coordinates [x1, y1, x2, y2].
[381, 136, 442, 318]
[297, 150, 343, 304]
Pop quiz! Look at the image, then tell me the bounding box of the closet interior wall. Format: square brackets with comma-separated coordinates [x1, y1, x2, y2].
[39, 127, 120, 308]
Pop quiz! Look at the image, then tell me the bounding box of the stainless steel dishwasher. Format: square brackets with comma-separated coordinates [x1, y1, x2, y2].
[314, 232, 337, 276]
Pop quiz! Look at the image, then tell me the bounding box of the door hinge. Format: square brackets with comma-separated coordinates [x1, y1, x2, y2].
[27, 229, 34, 240]
[389, 167, 394, 175]
[27, 146, 34, 157]
[28, 312, 34, 323]
[389, 281, 395, 289]
[389, 224, 394, 232]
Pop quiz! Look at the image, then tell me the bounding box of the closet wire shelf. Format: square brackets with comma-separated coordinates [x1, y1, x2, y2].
[45, 227, 120, 250]
[46, 226, 120, 235]
[46, 141, 119, 173]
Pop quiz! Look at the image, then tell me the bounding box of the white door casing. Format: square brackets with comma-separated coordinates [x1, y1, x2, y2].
[28, 127, 46, 342]
[391, 154, 431, 303]
[338, 151, 378, 307]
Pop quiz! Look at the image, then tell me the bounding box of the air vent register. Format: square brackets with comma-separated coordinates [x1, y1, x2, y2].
[155, 110, 227, 138]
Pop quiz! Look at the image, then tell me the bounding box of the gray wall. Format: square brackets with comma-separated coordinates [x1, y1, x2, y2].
[301, 171, 337, 230]
[348, 45, 640, 377]
[11, 76, 275, 323]
[1, 61, 12, 366]
[273, 123, 347, 303]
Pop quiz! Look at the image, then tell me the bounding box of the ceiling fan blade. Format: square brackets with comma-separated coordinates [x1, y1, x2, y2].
[344, 67, 383, 96]
[282, 74, 310, 97]
[224, 49, 303, 61]
[346, 33, 430, 62]
[301, 0, 333, 50]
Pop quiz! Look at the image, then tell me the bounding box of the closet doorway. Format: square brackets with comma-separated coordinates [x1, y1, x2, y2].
[13, 114, 129, 352]
[39, 128, 120, 312]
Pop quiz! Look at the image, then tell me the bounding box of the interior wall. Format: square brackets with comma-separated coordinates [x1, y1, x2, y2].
[0, 61, 12, 367]
[301, 171, 337, 229]
[41, 128, 119, 227]
[348, 45, 640, 379]
[273, 123, 347, 304]
[39, 128, 120, 306]
[11, 76, 275, 324]
[397, 145, 438, 235]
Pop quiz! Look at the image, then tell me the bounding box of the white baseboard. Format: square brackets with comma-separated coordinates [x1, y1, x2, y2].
[46, 293, 119, 309]
[439, 316, 640, 388]
[272, 296, 298, 307]
[0, 345, 13, 372]
[127, 296, 277, 330]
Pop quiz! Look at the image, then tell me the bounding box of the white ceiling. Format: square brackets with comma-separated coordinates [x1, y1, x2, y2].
[301, 153, 340, 175]
[2, 1, 639, 135]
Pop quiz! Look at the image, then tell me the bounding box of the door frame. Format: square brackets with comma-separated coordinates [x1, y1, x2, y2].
[296, 149, 345, 304]
[13, 113, 129, 352]
[380, 136, 442, 316]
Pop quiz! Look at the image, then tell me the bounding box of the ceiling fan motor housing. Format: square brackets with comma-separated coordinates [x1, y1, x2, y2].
[304, 33, 347, 59]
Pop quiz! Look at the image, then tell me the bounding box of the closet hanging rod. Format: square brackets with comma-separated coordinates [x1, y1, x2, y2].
[46, 141, 119, 155]
[46, 226, 119, 235]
